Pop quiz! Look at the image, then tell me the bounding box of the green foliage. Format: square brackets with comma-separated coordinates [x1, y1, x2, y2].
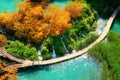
[41, 46, 52, 60]
[107, 31, 120, 43]
[61, 4, 98, 54]
[5, 41, 38, 61]
[70, 5, 98, 36]
[40, 37, 53, 60]
[91, 21, 97, 30]
[53, 36, 66, 56]
[88, 31, 120, 80]
[62, 35, 75, 52]
[76, 33, 98, 50]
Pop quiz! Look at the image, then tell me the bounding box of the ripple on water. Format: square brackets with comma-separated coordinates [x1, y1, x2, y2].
[17, 54, 101, 80]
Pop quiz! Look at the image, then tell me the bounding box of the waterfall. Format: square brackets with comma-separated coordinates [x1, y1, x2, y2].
[52, 46, 56, 58]
[95, 17, 107, 35]
[38, 42, 44, 60]
[60, 37, 69, 54]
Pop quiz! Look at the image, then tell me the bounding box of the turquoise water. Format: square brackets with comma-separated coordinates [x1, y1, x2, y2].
[50, 0, 72, 8]
[0, 0, 23, 13]
[18, 54, 101, 80]
[111, 11, 120, 34]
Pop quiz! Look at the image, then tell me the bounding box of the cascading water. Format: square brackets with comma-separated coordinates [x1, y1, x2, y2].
[38, 42, 44, 60]
[95, 17, 108, 35]
[60, 37, 69, 54]
[52, 46, 56, 58]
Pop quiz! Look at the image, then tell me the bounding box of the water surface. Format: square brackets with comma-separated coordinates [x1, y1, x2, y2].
[18, 54, 101, 80]
[0, 0, 23, 13]
[50, 0, 72, 8]
[111, 11, 120, 35]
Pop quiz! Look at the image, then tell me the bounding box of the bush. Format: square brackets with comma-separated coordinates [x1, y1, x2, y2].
[107, 31, 120, 43]
[76, 33, 98, 50]
[5, 41, 38, 61]
[53, 36, 66, 56]
[88, 31, 120, 80]
[70, 5, 98, 36]
[41, 46, 52, 60]
[62, 35, 76, 52]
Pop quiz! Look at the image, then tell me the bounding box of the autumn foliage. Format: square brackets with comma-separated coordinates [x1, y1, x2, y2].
[66, 1, 83, 18]
[0, 62, 18, 80]
[44, 4, 72, 36]
[0, 34, 7, 47]
[14, 3, 48, 44]
[0, 1, 83, 45]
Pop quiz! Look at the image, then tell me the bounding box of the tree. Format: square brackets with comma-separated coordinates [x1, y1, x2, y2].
[0, 62, 18, 80]
[0, 1, 73, 45]
[65, 1, 83, 18]
[44, 4, 72, 36]
[14, 3, 50, 44]
[0, 34, 7, 47]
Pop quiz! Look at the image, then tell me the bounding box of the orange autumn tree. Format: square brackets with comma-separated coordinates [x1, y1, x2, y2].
[13, 3, 72, 44]
[0, 62, 18, 80]
[0, 34, 7, 47]
[0, 12, 19, 31]
[65, 1, 83, 18]
[44, 4, 72, 36]
[0, 1, 73, 45]
[14, 3, 49, 44]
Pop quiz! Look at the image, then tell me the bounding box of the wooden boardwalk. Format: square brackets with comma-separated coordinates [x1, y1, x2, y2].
[0, 5, 120, 68]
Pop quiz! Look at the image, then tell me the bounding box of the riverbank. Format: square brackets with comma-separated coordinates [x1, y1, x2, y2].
[89, 11, 120, 80]
[88, 31, 120, 80]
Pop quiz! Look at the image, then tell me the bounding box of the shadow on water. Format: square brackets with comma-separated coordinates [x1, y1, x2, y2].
[111, 11, 120, 35]
[18, 65, 50, 73]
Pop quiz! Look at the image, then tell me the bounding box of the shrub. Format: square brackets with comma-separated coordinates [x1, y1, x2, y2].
[88, 31, 120, 80]
[53, 36, 66, 56]
[76, 33, 98, 50]
[5, 41, 38, 61]
[41, 46, 52, 60]
[107, 31, 120, 43]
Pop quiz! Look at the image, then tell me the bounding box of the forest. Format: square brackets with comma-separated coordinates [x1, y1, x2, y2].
[0, 0, 98, 60]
